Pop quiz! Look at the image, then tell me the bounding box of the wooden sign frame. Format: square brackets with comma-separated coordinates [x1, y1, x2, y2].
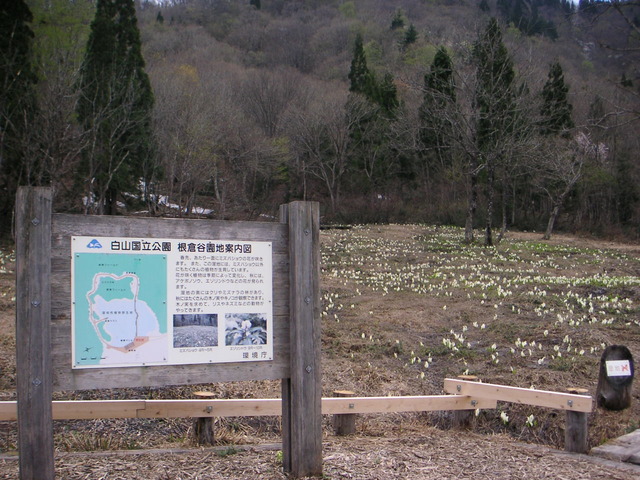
[15, 187, 322, 479]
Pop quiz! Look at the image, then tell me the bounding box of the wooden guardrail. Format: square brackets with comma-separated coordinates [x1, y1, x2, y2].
[443, 379, 593, 412]
[0, 379, 593, 453]
[0, 394, 495, 421]
[444, 378, 593, 453]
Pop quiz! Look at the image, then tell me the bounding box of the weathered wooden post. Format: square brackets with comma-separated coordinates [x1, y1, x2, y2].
[15, 187, 55, 480]
[192, 391, 216, 445]
[565, 410, 589, 453]
[596, 345, 634, 411]
[280, 201, 322, 478]
[333, 390, 357, 435]
[452, 375, 478, 428]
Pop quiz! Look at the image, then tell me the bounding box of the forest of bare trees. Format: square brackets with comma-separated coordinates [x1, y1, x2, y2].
[2, 0, 639, 240]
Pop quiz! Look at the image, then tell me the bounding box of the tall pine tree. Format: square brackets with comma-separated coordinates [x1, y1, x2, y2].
[539, 61, 576, 240]
[346, 34, 399, 194]
[377, 72, 399, 116]
[0, 0, 38, 232]
[473, 18, 518, 245]
[540, 61, 573, 136]
[348, 33, 376, 99]
[420, 46, 456, 175]
[77, 0, 155, 215]
[390, 9, 405, 30]
[348, 34, 398, 114]
[402, 24, 418, 49]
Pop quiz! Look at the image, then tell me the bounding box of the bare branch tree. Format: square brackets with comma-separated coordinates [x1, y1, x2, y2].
[287, 88, 356, 215]
[535, 132, 608, 239]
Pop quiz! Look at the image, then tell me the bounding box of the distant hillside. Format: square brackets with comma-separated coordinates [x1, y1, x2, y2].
[11, 0, 638, 239]
[138, 0, 639, 90]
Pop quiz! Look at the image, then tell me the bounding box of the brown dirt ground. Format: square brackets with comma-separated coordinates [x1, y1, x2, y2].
[0, 226, 639, 479]
[1, 432, 640, 479]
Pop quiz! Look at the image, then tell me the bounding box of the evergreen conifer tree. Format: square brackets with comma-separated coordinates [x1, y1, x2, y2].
[540, 61, 574, 135]
[0, 0, 38, 230]
[348, 34, 398, 114]
[420, 47, 456, 173]
[346, 35, 399, 193]
[403, 24, 418, 48]
[348, 33, 376, 98]
[473, 18, 517, 245]
[391, 9, 405, 29]
[474, 18, 516, 155]
[77, 0, 155, 215]
[424, 47, 456, 105]
[376, 73, 399, 116]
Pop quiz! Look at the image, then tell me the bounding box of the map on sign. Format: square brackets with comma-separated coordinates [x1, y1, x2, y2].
[71, 235, 273, 369]
[73, 248, 168, 368]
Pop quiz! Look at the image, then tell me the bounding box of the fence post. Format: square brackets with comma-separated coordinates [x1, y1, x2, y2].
[192, 391, 216, 445]
[15, 187, 54, 480]
[565, 410, 589, 453]
[333, 390, 356, 435]
[280, 202, 322, 478]
[452, 375, 478, 428]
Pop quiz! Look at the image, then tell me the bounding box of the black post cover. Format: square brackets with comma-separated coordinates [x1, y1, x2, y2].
[596, 345, 634, 411]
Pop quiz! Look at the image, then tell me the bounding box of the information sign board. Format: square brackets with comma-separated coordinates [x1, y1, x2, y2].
[605, 359, 632, 377]
[71, 236, 273, 368]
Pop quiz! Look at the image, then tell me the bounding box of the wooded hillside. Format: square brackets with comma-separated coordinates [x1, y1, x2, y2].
[2, 0, 639, 240]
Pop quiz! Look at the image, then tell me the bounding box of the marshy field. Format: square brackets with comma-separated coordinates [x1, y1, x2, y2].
[0, 224, 639, 479]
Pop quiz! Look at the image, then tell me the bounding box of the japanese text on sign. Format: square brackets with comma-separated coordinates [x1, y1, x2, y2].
[605, 360, 632, 377]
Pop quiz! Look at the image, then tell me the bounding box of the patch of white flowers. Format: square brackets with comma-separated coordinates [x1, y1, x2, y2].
[500, 411, 509, 424]
[321, 225, 639, 374]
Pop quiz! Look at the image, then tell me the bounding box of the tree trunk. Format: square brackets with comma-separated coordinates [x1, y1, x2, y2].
[464, 167, 478, 244]
[327, 183, 337, 216]
[511, 179, 516, 226]
[542, 203, 560, 240]
[485, 163, 495, 246]
[498, 182, 508, 244]
[105, 187, 118, 215]
[544, 180, 576, 240]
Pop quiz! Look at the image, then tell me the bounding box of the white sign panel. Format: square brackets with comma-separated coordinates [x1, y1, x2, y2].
[71, 236, 273, 369]
[605, 360, 632, 377]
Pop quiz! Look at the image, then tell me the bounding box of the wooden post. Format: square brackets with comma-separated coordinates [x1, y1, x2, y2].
[15, 187, 55, 480]
[192, 391, 215, 445]
[565, 410, 589, 453]
[565, 388, 590, 453]
[279, 204, 292, 474]
[452, 375, 478, 428]
[280, 202, 322, 478]
[333, 390, 356, 435]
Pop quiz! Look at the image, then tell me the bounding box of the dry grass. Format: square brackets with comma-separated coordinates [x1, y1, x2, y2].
[0, 226, 639, 478]
[2, 430, 640, 479]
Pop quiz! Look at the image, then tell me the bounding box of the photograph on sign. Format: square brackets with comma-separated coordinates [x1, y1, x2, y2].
[71, 236, 273, 369]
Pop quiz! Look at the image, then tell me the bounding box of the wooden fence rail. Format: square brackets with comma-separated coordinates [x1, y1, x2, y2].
[0, 394, 494, 421]
[0, 378, 593, 453]
[444, 378, 593, 453]
[443, 379, 593, 412]
[0, 379, 593, 453]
